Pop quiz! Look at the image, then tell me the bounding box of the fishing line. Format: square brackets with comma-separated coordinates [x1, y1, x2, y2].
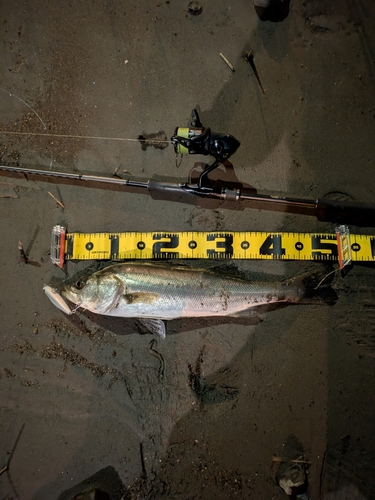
[0, 130, 173, 145]
[0, 85, 171, 144]
[0, 86, 47, 129]
[314, 268, 343, 289]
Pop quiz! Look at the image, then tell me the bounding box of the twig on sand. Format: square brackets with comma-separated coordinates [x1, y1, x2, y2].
[148, 339, 165, 379]
[18, 240, 29, 264]
[10, 58, 26, 74]
[0, 465, 8, 476]
[220, 52, 235, 72]
[245, 51, 265, 95]
[7, 424, 26, 469]
[272, 457, 311, 465]
[48, 191, 65, 208]
[0, 423, 26, 500]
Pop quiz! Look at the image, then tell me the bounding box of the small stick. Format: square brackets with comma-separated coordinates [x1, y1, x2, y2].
[0, 465, 8, 476]
[220, 52, 235, 72]
[48, 191, 65, 208]
[148, 339, 165, 379]
[140, 443, 146, 477]
[10, 58, 26, 74]
[18, 240, 29, 264]
[272, 457, 312, 465]
[3, 423, 25, 500]
[113, 167, 122, 179]
[245, 51, 265, 95]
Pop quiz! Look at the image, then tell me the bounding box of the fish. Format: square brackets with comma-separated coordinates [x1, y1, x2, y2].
[45, 262, 337, 338]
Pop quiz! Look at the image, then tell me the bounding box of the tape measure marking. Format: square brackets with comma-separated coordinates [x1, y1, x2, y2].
[60, 230, 375, 264]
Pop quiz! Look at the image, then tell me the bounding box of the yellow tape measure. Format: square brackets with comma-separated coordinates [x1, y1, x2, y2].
[51, 225, 375, 268]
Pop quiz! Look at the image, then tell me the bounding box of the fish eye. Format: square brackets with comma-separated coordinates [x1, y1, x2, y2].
[75, 279, 86, 289]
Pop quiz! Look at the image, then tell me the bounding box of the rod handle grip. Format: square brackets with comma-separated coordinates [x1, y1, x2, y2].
[316, 198, 375, 226]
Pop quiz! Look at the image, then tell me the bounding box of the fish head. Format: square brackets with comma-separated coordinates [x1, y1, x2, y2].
[62, 270, 124, 314]
[61, 274, 99, 309]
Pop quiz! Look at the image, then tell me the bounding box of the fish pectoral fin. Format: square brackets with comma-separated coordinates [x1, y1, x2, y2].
[135, 318, 166, 339]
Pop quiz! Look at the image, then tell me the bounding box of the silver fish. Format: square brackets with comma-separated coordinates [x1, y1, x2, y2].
[46, 262, 336, 338]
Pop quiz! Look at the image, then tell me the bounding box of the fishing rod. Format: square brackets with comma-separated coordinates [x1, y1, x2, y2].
[1, 109, 374, 227]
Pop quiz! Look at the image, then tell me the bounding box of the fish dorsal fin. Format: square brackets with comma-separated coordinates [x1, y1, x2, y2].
[135, 318, 166, 339]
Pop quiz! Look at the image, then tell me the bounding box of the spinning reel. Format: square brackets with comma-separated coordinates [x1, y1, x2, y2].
[171, 109, 240, 188]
